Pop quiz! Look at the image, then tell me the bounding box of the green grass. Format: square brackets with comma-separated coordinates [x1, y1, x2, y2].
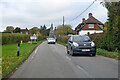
[57, 41, 67, 47]
[0, 45, 2, 79]
[97, 48, 119, 59]
[2, 40, 45, 78]
[57, 42, 119, 59]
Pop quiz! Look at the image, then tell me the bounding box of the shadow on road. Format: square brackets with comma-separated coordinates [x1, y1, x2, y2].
[67, 54, 97, 58]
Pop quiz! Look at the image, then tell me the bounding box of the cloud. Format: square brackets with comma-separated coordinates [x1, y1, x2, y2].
[67, 1, 108, 29]
[0, 0, 108, 31]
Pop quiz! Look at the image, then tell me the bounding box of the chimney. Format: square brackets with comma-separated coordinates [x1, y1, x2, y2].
[89, 13, 92, 18]
[82, 18, 85, 23]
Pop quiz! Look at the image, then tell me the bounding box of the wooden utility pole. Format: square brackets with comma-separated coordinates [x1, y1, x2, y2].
[63, 16, 64, 34]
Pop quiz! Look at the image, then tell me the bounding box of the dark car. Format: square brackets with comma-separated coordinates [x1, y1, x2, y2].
[67, 35, 96, 56]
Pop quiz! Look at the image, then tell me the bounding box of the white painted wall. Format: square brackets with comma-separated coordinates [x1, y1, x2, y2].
[79, 30, 103, 35]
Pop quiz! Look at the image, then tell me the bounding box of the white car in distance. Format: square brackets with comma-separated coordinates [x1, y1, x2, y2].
[47, 38, 56, 44]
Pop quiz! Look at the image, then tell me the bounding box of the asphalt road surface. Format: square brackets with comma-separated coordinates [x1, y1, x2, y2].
[11, 41, 118, 78]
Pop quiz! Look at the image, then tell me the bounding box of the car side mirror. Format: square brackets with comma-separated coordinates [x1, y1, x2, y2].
[69, 41, 73, 43]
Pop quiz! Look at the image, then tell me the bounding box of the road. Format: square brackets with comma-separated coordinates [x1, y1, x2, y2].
[11, 41, 118, 78]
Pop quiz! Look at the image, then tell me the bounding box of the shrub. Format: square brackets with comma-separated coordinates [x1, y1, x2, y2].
[88, 33, 106, 49]
[2, 33, 46, 45]
[88, 33, 120, 52]
[2, 33, 30, 45]
[37, 36, 46, 41]
[56, 35, 69, 43]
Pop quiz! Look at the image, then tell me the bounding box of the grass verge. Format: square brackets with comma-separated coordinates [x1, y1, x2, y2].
[97, 48, 119, 59]
[57, 41, 67, 47]
[57, 41, 119, 59]
[2, 40, 45, 78]
[0, 45, 2, 79]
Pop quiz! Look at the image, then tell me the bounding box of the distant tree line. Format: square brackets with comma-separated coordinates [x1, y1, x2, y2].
[2, 25, 51, 36]
[54, 25, 75, 36]
[3, 26, 21, 33]
[3, 24, 75, 37]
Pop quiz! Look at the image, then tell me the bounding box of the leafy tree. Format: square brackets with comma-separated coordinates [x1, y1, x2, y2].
[4, 26, 14, 33]
[29, 27, 40, 34]
[104, 22, 108, 32]
[55, 25, 75, 36]
[14, 27, 21, 33]
[102, 1, 120, 51]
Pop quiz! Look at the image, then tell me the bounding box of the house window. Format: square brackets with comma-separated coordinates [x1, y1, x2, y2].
[89, 24, 94, 28]
[99, 25, 103, 29]
[26, 32, 28, 35]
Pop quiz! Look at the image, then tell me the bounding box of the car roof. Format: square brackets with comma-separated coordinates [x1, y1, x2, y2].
[48, 38, 54, 39]
[71, 35, 89, 37]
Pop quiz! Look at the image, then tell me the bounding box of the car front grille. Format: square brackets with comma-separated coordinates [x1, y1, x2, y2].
[79, 44, 91, 46]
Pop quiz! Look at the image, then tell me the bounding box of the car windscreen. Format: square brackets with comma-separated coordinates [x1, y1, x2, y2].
[48, 38, 55, 40]
[73, 36, 91, 42]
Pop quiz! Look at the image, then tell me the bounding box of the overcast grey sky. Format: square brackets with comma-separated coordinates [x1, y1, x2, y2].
[0, 0, 108, 32]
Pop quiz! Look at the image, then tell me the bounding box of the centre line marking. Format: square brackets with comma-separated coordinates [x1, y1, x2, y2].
[30, 47, 39, 61]
[76, 65, 92, 78]
[66, 56, 71, 61]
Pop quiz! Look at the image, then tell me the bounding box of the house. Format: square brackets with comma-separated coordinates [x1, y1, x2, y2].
[21, 28, 30, 35]
[75, 13, 104, 35]
[49, 24, 54, 36]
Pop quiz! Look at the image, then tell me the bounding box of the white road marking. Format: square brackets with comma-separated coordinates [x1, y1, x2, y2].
[76, 65, 92, 78]
[32, 47, 38, 58]
[66, 56, 71, 61]
[35, 47, 38, 53]
[29, 47, 39, 61]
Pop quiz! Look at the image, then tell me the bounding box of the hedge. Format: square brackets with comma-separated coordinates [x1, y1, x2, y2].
[2, 33, 46, 45]
[88, 33, 105, 49]
[56, 35, 69, 44]
[88, 33, 120, 52]
[56, 34, 105, 47]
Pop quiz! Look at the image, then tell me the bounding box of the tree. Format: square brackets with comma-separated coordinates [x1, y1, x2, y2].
[14, 27, 21, 33]
[46, 28, 50, 36]
[4, 26, 14, 33]
[43, 24, 46, 30]
[102, 1, 120, 51]
[55, 25, 75, 36]
[104, 22, 108, 32]
[29, 27, 40, 34]
[40, 25, 48, 36]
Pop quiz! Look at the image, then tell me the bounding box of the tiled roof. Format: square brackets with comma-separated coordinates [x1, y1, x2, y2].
[85, 16, 103, 25]
[75, 13, 103, 31]
[21, 28, 29, 31]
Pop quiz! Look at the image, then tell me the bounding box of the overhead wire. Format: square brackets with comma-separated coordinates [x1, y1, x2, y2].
[69, 0, 97, 29]
[72, 0, 97, 21]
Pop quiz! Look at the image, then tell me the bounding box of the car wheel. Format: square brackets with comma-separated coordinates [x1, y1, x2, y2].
[66, 47, 69, 54]
[92, 54, 96, 56]
[67, 51, 69, 54]
[90, 53, 96, 57]
[67, 49, 69, 54]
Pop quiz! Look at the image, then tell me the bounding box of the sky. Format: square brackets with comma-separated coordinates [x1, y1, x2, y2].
[0, 0, 108, 32]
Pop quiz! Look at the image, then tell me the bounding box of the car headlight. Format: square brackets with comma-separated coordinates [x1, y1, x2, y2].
[73, 42, 79, 47]
[91, 42, 95, 47]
